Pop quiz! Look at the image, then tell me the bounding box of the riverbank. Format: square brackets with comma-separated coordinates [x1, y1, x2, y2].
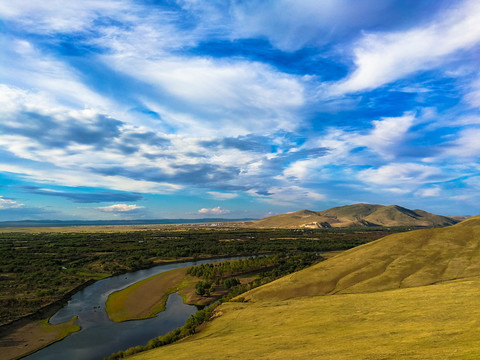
[106, 262, 255, 322]
[0, 259, 197, 360]
[0, 317, 80, 360]
[0, 256, 248, 360]
[0, 279, 96, 360]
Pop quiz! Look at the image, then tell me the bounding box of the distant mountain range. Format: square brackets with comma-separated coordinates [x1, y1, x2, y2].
[1, 204, 463, 229]
[0, 218, 254, 228]
[247, 203, 459, 228]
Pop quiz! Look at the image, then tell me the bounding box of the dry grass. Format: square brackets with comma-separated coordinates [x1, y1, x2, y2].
[131, 276, 480, 360]
[244, 216, 480, 301]
[0, 317, 80, 360]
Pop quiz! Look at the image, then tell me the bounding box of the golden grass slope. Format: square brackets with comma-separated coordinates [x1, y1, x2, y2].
[245, 215, 480, 301]
[248, 209, 334, 228]
[131, 277, 480, 360]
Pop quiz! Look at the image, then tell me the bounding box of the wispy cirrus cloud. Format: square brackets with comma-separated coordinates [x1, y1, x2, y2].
[250, 186, 326, 207]
[416, 186, 442, 198]
[1, 0, 480, 219]
[357, 163, 447, 190]
[330, 0, 480, 95]
[104, 56, 306, 136]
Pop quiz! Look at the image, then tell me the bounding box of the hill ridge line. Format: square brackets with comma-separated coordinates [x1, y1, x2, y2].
[249, 203, 458, 229]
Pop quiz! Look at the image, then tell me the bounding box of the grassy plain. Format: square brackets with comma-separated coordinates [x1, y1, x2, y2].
[0, 317, 80, 360]
[132, 276, 480, 360]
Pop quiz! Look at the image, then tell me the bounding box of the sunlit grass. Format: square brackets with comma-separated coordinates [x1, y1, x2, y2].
[131, 276, 480, 360]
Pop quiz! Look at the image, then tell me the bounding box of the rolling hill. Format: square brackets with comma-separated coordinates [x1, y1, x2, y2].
[130, 215, 480, 359]
[245, 214, 480, 301]
[248, 203, 458, 228]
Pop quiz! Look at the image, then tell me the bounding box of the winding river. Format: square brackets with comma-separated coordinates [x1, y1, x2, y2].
[24, 257, 241, 360]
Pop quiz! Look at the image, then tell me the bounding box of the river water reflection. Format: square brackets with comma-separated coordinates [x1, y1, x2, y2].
[25, 257, 240, 360]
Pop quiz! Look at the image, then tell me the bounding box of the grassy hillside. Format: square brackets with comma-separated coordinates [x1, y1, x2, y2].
[248, 209, 334, 228]
[250, 203, 458, 228]
[245, 215, 480, 301]
[131, 277, 480, 360]
[129, 215, 480, 359]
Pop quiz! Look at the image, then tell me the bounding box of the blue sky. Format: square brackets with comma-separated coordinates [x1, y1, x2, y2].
[1, 0, 479, 221]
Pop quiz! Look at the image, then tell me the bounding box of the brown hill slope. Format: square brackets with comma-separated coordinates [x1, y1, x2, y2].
[245, 215, 480, 301]
[247, 209, 335, 228]
[250, 203, 457, 228]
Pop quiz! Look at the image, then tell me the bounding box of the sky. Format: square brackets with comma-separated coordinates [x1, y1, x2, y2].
[1, 0, 479, 221]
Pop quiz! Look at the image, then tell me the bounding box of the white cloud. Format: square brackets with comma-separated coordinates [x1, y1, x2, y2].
[280, 113, 417, 182]
[228, 0, 397, 51]
[330, 0, 480, 95]
[197, 206, 230, 215]
[0, 0, 133, 34]
[97, 204, 144, 212]
[359, 113, 415, 159]
[0, 163, 182, 194]
[464, 77, 480, 107]
[0, 37, 111, 111]
[0, 196, 24, 209]
[281, 159, 315, 181]
[207, 192, 238, 200]
[442, 128, 480, 158]
[104, 55, 305, 136]
[358, 163, 444, 190]
[417, 186, 442, 197]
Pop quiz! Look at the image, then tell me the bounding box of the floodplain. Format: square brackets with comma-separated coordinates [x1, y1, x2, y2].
[0, 225, 398, 359]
